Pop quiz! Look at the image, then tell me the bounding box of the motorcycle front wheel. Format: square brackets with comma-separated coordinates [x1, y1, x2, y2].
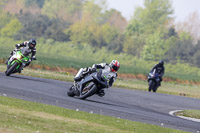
[5, 62, 19, 76]
[79, 83, 97, 100]
[67, 85, 76, 97]
[148, 80, 156, 92]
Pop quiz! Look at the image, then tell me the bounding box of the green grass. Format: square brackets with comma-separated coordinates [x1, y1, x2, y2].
[1, 40, 200, 82]
[115, 78, 200, 98]
[0, 47, 148, 74]
[0, 96, 186, 133]
[0, 64, 74, 81]
[0, 47, 94, 69]
[176, 110, 200, 119]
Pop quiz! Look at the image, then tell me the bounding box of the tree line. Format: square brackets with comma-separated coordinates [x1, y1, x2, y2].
[0, 0, 200, 67]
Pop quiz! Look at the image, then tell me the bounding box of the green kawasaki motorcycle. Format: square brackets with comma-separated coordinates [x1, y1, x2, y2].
[5, 50, 30, 76]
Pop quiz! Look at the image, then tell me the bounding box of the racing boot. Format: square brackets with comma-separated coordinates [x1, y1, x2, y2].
[74, 68, 88, 82]
[96, 89, 105, 97]
[18, 63, 26, 73]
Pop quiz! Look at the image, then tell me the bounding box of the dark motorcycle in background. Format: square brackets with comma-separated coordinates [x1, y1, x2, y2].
[67, 69, 108, 100]
[147, 69, 160, 92]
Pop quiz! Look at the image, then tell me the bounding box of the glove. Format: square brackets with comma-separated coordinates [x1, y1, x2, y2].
[87, 67, 95, 72]
[15, 44, 20, 48]
[91, 67, 96, 72]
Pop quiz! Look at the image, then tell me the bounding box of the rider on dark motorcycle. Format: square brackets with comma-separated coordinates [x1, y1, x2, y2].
[74, 60, 120, 97]
[149, 60, 165, 86]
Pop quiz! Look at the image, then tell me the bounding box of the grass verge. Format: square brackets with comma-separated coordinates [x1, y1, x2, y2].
[0, 96, 186, 133]
[1, 47, 200, 82]
[176, 110, 200, 119]
[1, 64, 200, 99]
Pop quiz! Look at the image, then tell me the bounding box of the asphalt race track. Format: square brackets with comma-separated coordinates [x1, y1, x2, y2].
[0, 72, 200, 132]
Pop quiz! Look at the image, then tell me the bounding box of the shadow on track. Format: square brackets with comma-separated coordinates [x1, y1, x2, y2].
[8, 74, 70, 89]
[85, 98, 126, 108]
[9, 75, 52, 84]
[85, 97, 168, 116]
[0, 72, 6, 76]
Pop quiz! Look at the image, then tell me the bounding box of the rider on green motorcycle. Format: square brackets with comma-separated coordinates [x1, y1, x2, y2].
[6, 39, 37, 70]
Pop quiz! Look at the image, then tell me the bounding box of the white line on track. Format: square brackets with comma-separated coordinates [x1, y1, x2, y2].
[169, 110, 200, 123]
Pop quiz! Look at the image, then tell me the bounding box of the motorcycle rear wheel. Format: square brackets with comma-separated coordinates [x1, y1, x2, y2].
[149, 80, 156, 92]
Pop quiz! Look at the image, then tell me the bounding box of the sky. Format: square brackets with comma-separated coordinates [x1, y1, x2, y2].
[106, 0, 200, 22]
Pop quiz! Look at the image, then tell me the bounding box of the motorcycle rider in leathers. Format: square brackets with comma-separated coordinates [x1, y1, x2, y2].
[5, 39, 37, 72]
[150, 60, 165, 86]
[74, 60, 120, 97]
